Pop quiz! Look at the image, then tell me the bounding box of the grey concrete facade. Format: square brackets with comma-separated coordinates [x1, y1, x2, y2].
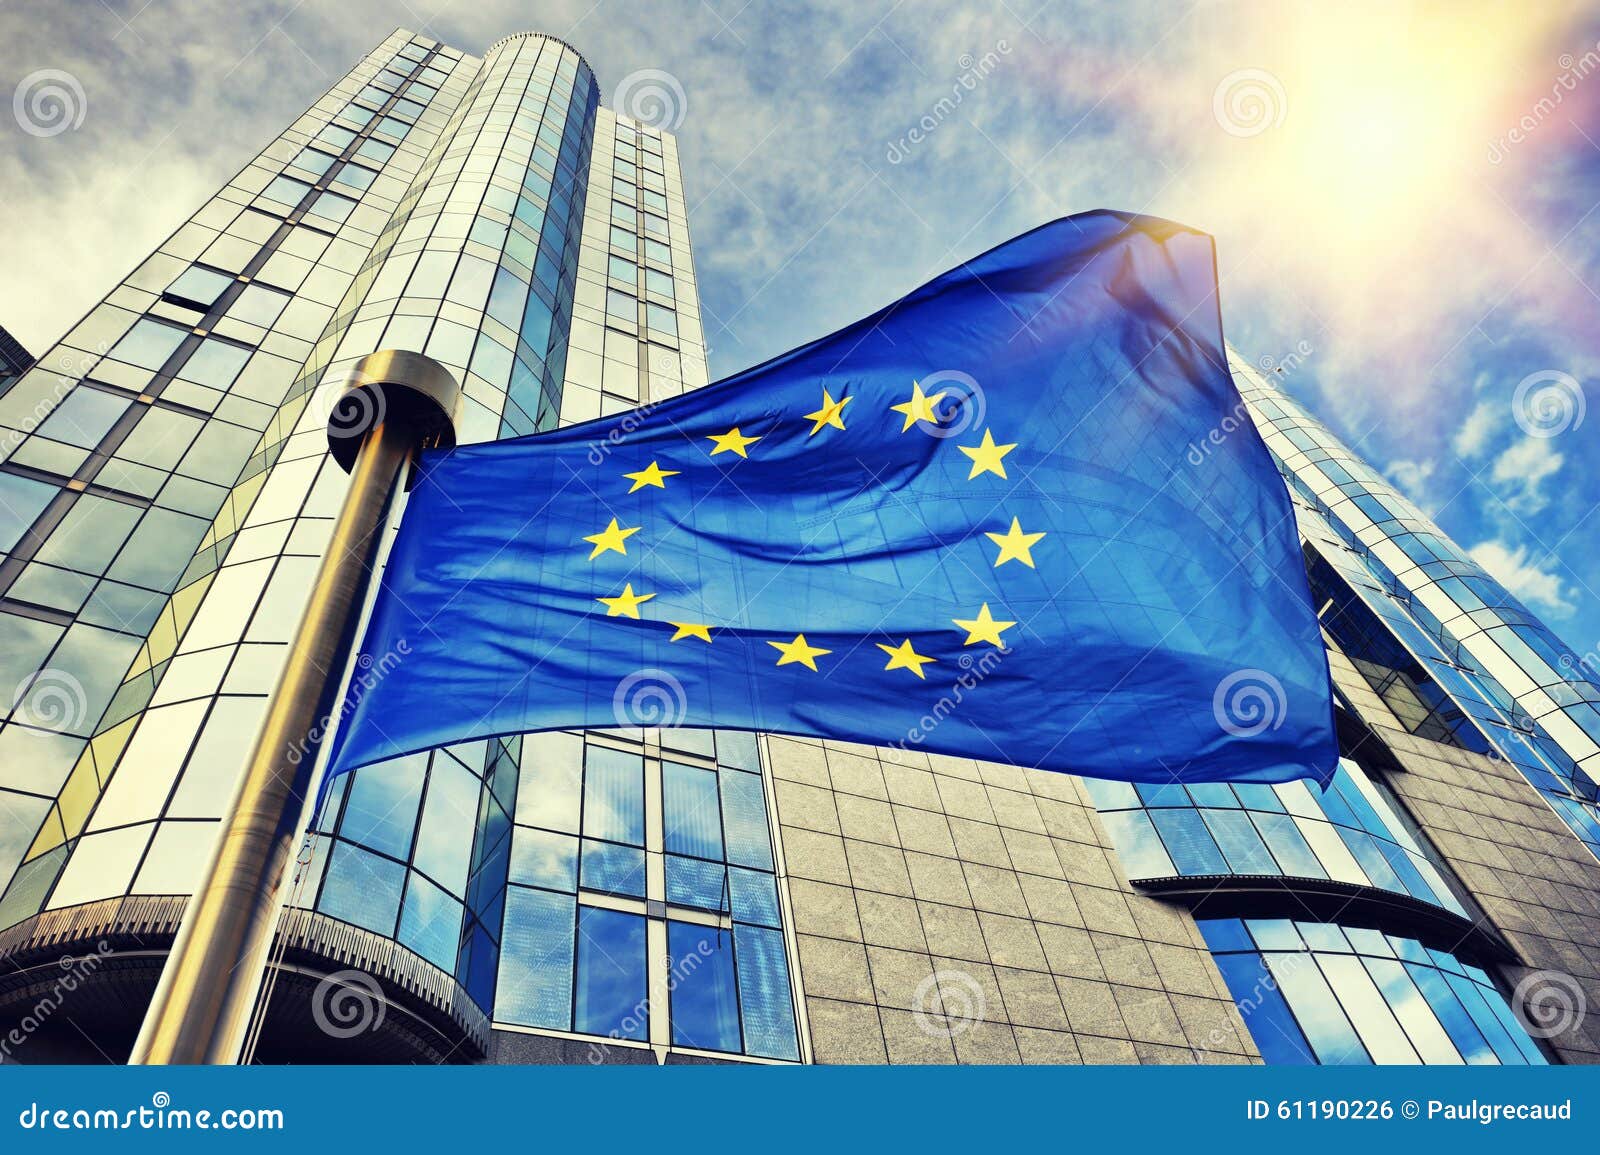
[766, 735, 1259, 1065]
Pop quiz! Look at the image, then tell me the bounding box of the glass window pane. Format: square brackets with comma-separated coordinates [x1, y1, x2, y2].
[728, 866, 780, 927]
[397, 871, 463, 972]
[1096, 810, 1175, 878]
[607, 254, 637, 285]
[1150, 808, 1229, 874]
[645, 303, 677, 336]
[165, 266, 233, 307]
[1201, 809, 1279, 874]
[510, 828, 577, 891]
[663, 761, 722, 859]
[516, 730, 581, 832]
[1361, 956, 1461, 1063]
[339, 755, 426, 860]
[0, 473, 56, 552]
[666, 855, 726, 909]
[715, 730, 759, 771]
[318, 842, 405, 936]
[1213, 951, 1316, 1064]
[412, 755, 480, 895]
[575, 906, 647, 1040]
[108, 318, 187, 370]
[669, 921, 739, 1052]
[497, 886, 575, 1029]
[579, 839, 645, 896]
[1263, 951, 1369, 1064]
[36, 388, 128, 449]
[178, 339, 252, 389]
[1315, 953, 1420, 1062]
[582, 744, 643, 844]
[228, 284, 290, 327]
[720, 769, 773, 869]
[734, 924, 799, 1060]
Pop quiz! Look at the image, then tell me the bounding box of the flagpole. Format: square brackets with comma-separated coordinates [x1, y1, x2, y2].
[128, 350, 460, 1065]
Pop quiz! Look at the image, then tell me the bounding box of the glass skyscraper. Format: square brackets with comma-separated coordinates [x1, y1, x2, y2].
[1, 28, 1597, 1067]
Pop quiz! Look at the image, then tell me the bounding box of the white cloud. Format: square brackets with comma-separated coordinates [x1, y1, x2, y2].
[1384, 458, 1434, 504]
[1452, 399, 1500, 459]
[1488, 435, 1565, 513]
[1467, 539, 1574, 617]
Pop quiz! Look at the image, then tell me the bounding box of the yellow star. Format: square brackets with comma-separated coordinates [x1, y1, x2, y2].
[957, 429, 1017, 480]
[803, 388, 852, 436]
[708, 427, 762, 458]
[889, 380, 949, 432]
[623, 460, 679, 492]
[668, 622, 713, 643]
[596, 583, 656, 619]
[768, 633, 832, 672]
[952, 603, 1016, 647]
[876, 638, 937, 679]
[583, 517, 641, 559]
[985, 517, 1046, 568]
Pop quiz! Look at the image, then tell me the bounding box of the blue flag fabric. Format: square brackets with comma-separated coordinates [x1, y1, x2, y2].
[329, 211, 1337, 786]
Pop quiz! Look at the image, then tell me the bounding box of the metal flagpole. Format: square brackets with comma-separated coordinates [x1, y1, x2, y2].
[128, 350, 460, 1065]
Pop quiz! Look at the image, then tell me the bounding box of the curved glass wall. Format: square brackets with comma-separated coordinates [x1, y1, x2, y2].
[1200, 917, 1545, 1065]
[492, 727, 800, 1060]
[1085, 757, 1467, 915]
[1234, 356, 1600, 855]
[0, 31, 480, 926]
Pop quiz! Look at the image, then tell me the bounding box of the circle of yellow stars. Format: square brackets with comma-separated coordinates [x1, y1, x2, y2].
[589, 380, 1030, 678]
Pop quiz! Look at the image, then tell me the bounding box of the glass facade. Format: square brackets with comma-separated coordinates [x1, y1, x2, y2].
[0, 28, 786, 1062]
[1234, 356, 1600, 855]
[1084, 756, 1467, 917]
[1201, 918, 1545, 1066]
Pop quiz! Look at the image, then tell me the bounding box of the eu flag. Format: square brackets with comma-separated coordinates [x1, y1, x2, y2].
[329, 211, 1336, 786]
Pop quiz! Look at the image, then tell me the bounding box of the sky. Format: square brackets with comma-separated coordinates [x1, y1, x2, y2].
[1, 0, 1597, 657]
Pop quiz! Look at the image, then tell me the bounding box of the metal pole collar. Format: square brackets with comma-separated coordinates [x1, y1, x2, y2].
[327, 349, 462, 481]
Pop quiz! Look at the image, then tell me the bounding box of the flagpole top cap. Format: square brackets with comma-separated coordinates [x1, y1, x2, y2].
[328, 350, 462, 475]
